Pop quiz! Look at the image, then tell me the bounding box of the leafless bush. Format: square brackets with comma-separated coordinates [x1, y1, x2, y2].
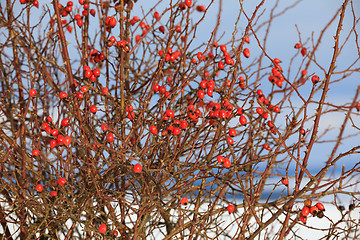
[0, 0, 360, 239]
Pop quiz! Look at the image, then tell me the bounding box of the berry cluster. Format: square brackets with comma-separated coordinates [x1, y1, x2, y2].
[300, 200, 326, 224]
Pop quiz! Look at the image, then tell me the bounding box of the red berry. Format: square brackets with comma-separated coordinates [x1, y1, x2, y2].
[263, 143, 270, 150]
[243, 48, 250, 58]
[237, 108, 244, 115]
[301, 69, 307, 76]
[256, 107, 264, 115]
[150, 126, 158, 135]
[74, 14, 81, 20]
[220, 45, 227, 52]
[46, 116, 52, 123]
[41, 122, 48, 130]
[227, 204, 235, 213]
[77, 19, 83, 27]
[227, 137, 234, 145]
[125, 105, 135, 114]
[304, 199, 312, 207]
[281, 177, 289, 186]
[301, 206, 310, 217]
[107, 132, 114, 142]
[294, 43, 301, 49]
[99, 223, 107, 234]
[171, 127, 180, 136]
[198, 90, 205, 99]
[180, 120, 188, 129]
[101, 123, 108, 132]
[207, 80, 215, 89]
[310, 206, 319, 215]
[61, 118, 69, 127]
[273, 106, 280, 113]
[196, 5, 205, 12]
[84, 69, 92, 78]
[60, 91, 68, 99]
[67, 25, 73, 33]
[77, 92, 84, 99]
[102, 87, 108, 95]
[300, 128, 306, 135]
[244, 35, 250, 43]
[51, 129, 59, 136]
[134, 163, 142, 173]
[188, 105, 195, 112]
[36, 184, 43, 192]
[165, 109, 175, 118]
[58, 178, 66, 186]
[223, 158, 231, 168]
[218, 61, 224, 69]
[57, 135, 64, 145]
[93, 68, 101, 77]
[109, 36, 116, 44]
[275, 64, 283, 72]
[32, 149, 39, 156]
[90, 9, 95, 16]
[153, 11, 159, 19]
[178, 2, 186, 10]
[159, 25, 165, 33]
[356, 102, 360, 111]
[175, 25, 181, 33]
[80, 86, 88, 93]
[199, 80, 207, 89]
[181, 197, 189, 205]
[273, 58, 281, 64]
[50, 139, 57, 149]
[218, 110, 225, 119]
[239, 115, 247, 125]
[126, 105, 133, 112]
[167, 125, 174, 133]
[127, 112, 135, 120]
[262, 112, 268, 119]
[153, 84, 160, 92]
[108, 17, 117, 27]
[272, 67, 280, 77]
[315, 202, 325, 211]
[29, 89, 37, 97]
[159, 85, 166, 94]
[228, 129, 236, 137]
[311, 75, 320, 84]
[50, 190, 57, 197]
[64, 136, 71, 146]
[185, 0, 192, 7]
[33, 0, 39, 7]
[299, 213, 307, 224]
[45, 126, 52, 134]
[301, 47, 307, 56]
[90, 105, 97, 113]
[217, 155, 224, 164]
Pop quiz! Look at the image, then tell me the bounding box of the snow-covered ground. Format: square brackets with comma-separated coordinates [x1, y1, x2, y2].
[1, 194, 358, 239]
